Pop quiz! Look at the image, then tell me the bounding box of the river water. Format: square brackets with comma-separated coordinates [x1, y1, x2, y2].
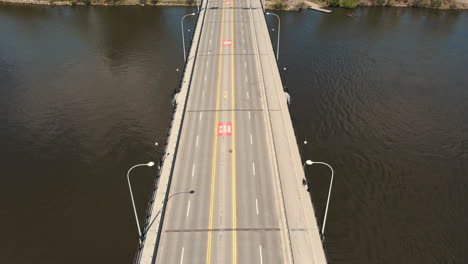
[1, 4, 467, 263]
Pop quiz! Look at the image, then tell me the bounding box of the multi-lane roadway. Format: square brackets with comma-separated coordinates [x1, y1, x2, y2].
[142, 0, 328, 263]
[155, 0, 288, 263]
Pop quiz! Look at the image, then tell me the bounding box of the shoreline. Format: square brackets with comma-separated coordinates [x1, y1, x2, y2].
[0, 0, 467, 9]
[0, 0, 198, 6]
[265, 0, 468, 11]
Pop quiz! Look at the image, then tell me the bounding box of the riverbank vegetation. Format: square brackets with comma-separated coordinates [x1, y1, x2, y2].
[0, 0, 197, 6]
[318, 0, 464, 8]
[265, 0, 467, 9]
[0, 0, 465, 9]
[325, 0, 358, 8]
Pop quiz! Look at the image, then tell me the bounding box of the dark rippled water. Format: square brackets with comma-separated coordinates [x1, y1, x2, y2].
[266, 8, 468, 263]
[1, 4, 467, 263]
[0, 5, 196, 263]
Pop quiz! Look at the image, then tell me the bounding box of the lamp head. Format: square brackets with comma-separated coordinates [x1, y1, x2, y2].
[192, 12, 196, 15]
[147, 162, 155, 167]
[305, 160, 313, 166]
[266, 12, 270, 15]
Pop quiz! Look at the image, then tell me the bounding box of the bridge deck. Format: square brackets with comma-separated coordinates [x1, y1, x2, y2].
[138, 0, 327, 263]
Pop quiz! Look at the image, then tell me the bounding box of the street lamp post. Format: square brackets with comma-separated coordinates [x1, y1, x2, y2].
[303, 160, 334, 240]
[181, 13, 196, 62]
[127, 162, 155, 243]
[266, 12, 280, 61]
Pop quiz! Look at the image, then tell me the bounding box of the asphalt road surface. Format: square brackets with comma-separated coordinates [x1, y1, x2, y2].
[155, 0, 289, 263]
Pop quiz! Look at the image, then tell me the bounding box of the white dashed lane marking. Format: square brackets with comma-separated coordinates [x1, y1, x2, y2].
[186, 200, 191, 217]
[180, 247, 185, 264]
[255, 198, 259, 215]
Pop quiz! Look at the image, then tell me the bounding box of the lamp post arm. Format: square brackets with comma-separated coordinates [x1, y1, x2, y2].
[271, 13, 280, 61]
[127, 163, 149, 243]
[266, 12, 280, 61]
[311, 161, 334, 237]
[181, 13, 195, 62]
[181, 15, 187, 62]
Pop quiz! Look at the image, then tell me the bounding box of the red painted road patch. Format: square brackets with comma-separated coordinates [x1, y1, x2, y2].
[223, 40, 232, 46]
[218, 122, 232, 136]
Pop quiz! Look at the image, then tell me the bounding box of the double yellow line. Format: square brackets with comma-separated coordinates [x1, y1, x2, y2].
[230, 1, 238, 263]
[205, 0, 237, 263]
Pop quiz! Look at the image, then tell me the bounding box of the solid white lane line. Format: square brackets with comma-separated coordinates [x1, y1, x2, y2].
[196, 135, 199, 147]
[256, 198, 259, 215]
[259, 245, 263, 264]
[247, 91, 249, 99]
[180, 247, 185, 264]
[186, 200, 191, 217]
[252, 162, 256, 175]
[199, 112, 203, 120]
[250, 134, 253, 145]
[192, 163, 195, 177]
[248, 111, 251, 119]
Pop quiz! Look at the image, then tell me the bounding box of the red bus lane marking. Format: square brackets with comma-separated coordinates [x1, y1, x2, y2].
[218, 122, 232, 136]
[223, 40, 232, 46]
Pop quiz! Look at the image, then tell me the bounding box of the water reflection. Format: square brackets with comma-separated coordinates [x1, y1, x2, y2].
[1, 4, 467, 264]
[0, 5, 195, 263]
[269, 7, 468, 263]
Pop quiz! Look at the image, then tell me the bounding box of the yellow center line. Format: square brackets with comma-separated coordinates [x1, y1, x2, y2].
[231, 1, 238, 264]
[206, 1, 226, 264]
